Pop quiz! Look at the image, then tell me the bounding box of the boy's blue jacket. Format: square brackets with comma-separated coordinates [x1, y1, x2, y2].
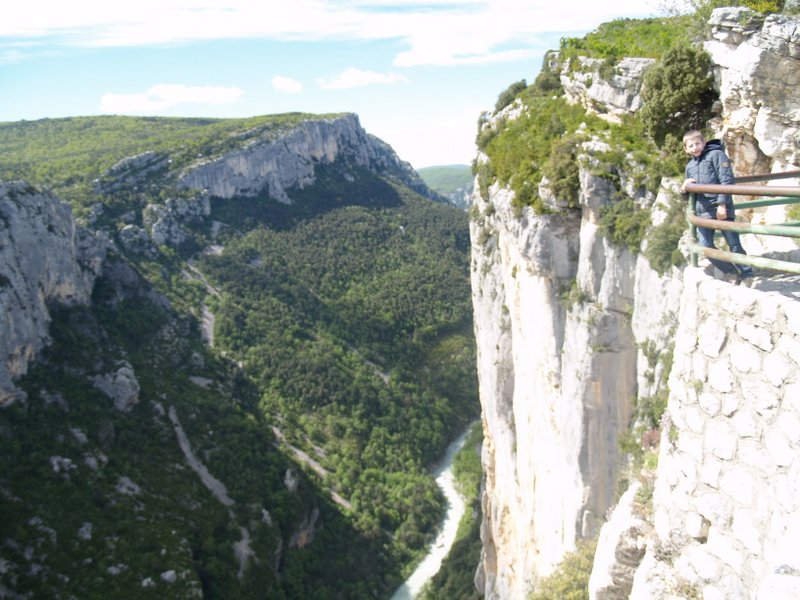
[685, 139, 735, 210]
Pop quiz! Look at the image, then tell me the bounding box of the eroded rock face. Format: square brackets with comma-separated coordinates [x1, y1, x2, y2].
[95, 151, 170, 194]
[92, 361, 140, 412]
[589, 481, 651, 600]
[471, 145, 649, 597]
[0, 181, 106, 403]
[708, 9, 800, 171]
[144, 194, 210, 248]
[558, 54, 655, 122]
[178, 114, 432, 202]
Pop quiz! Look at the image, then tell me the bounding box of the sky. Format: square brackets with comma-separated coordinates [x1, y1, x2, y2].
[1, 0, 659, 169]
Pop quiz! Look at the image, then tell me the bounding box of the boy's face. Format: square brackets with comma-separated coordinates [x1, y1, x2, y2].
[684, 135, 705, 157]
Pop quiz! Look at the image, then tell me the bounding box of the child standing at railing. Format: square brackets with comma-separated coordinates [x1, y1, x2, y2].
[680, 129, 754, 284]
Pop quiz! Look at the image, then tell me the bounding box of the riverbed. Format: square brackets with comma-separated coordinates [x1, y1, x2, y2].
[390, 425, 474, 599]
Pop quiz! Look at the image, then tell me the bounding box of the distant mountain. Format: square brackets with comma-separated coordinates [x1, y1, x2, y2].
[417, 165, 474, 209]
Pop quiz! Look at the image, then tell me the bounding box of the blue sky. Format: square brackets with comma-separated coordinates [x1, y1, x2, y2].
[1, 0, 657, 169]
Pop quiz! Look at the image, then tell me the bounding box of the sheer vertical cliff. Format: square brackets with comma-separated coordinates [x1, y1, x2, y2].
[471, 9, 800, 599]
[471, 143, 657, 600]
[0, 182, 106, 404]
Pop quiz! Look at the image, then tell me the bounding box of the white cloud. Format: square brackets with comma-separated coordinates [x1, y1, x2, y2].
[99, 84, 244, 113]
[272, 76, 303, 94]
[2, 0, 657, 67]
[316, 68, 408, 90]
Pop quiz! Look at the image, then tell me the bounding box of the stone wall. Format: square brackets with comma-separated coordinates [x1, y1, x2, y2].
[630, 268, 800, 599]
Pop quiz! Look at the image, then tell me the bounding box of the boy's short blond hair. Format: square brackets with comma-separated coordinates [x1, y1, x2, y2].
[683, 129, 704, 143]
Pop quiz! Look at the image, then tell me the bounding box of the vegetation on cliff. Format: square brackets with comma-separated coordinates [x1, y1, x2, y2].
[417, 165, 474, 208]
[0, 114, 338, 215]
[199, 168, 477, 551]
[3, 281, 394, 598]
[472, 13, 717, 270]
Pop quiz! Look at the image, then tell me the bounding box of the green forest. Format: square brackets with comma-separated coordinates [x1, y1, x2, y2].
[0, 115, 479, 598]
[199, 169, 479, 553]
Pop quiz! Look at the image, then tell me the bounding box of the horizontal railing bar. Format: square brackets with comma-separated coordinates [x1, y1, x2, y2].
[685, 192, 800, 275]
[689, 215, 800, 238]
[734, 197, 800, 209]
[685, 183, 800, 197]
[688, 243, 800, 275]
[735, 170, 800, 183]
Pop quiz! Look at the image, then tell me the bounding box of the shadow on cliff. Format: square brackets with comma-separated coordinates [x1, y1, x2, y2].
[745, 249, 800, 299]
[750, 271, 800, 299]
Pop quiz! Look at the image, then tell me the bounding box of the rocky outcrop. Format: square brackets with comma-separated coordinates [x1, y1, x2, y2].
[708, 9, 800, 173]
[179, 114, 433, 202]
[143, 194, 210, 247]
[95, 151, 170, 194]
[556, 52, 655, 122]
[92, 361, 140, 412]
[0, 181, 106, 403]
[589, 481, 650, 600]
[472, 9, 800, 599]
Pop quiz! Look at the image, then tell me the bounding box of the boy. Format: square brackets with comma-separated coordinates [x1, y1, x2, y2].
[680, 130, 753, 284]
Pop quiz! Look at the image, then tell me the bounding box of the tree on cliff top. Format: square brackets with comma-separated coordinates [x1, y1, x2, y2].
[639, 44, 717, 147]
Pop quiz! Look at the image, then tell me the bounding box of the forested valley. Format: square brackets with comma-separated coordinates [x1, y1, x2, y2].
[0, 116, 479, 598]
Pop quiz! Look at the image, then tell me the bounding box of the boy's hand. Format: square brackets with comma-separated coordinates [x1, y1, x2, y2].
[681, 178, 695, 192]
[716, 205, 728, 219]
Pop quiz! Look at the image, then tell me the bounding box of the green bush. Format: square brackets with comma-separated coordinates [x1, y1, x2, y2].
[644, 194, 687, 274]
[529, 538, 598, 600]
[639, 45, 717, 146]
[559, 17, 691, 62]
[495, 80, 528, 113]
[475, 111, 500, 152]
[542, 135, 582, 208]
[532, 60, 563, 95]
[666, 0, 785, 36]
[599, 196, 651, 253]
[482, 95, 604, 212]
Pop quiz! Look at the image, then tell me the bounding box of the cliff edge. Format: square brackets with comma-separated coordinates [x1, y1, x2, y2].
[470, 9, 800, 599]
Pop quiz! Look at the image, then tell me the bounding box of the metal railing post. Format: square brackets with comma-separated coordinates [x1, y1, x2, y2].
[687, 192, 698, 267]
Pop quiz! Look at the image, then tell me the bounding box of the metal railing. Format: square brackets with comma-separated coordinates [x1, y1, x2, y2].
[684, 170, 800, 275]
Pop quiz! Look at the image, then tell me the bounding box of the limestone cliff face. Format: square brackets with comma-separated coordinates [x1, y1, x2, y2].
[471, 150, 674, 598]
[0, 181, 106, 403]
[179, 114, 431, 203]
[471, 184, 582, 598]
[472, 9, 800, 599]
